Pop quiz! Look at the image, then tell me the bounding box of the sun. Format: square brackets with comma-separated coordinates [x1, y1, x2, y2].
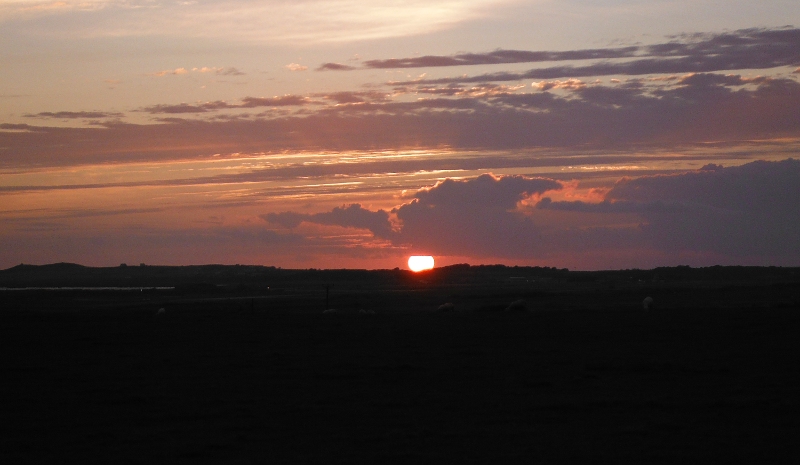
[408, 255, 434, 272]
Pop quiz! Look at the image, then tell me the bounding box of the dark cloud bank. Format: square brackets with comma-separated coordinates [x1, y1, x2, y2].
[265, 160, 800, 267]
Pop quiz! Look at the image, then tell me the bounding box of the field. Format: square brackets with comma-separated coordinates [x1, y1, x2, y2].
[2, 264, 799, 463]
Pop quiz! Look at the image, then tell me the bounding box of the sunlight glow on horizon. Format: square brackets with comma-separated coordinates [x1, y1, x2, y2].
[3, 0, 800, 271]
[408, 255, 434, 272]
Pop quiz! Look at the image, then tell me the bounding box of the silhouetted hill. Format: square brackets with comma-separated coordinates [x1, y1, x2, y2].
[2, 262, 799, 293]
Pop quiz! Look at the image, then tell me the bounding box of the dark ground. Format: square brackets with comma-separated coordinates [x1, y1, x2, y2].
[1, 264, 799, 463]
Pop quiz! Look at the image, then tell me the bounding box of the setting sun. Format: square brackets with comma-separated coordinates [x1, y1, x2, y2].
[408, 256, 435, 272]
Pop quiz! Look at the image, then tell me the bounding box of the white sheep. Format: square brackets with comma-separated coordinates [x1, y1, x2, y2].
[642, 297, 654, 311]
[505, 299, 527, 312]
[437, 302, 455, 312]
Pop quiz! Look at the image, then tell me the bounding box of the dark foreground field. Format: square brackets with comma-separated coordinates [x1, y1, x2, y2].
[1, 265, 799, 463]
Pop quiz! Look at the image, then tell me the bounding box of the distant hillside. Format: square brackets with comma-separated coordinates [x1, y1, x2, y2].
[1, 262, 799, 290]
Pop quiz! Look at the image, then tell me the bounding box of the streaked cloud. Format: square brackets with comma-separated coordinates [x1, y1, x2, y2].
[150, 66, 244, 77]
[4, 72, 800, 168]
[317, 63, 357, 71]
[264, 204, 395, 239]
[195, 66, 245, 75]
[151, 68, 189, 77]
[319, 46, 639, 71]
[3, 0, 800, 274]
[139, 95, 310, 114]
[371, 27, 800, 85]
[23, 110, 124, 119]
[350, 28, 798, 71]
[2, 0, 511, 43]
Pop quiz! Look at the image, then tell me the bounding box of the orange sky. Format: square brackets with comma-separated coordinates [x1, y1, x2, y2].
[2, 3, 800, 269]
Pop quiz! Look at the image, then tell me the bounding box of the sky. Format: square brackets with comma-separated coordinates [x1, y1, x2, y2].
[1, 0, 800, 270]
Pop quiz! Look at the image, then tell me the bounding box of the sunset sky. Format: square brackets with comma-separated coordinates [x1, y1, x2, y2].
[2, 0, 800, 270]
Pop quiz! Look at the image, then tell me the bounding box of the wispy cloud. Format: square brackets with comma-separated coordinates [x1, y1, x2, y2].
[140, 95, 311, 114]
[23, 111, 124, 119]
[319, 27, 800, 83]
[321, 46, 640, 71]
[285, 63, 308, 72]
[317, 63, 358, 71]
[2, 0, 508, 44]
[264, 204, 395, 239]
[205, 67, 245, 76]
[5, 73, 800, 167]
[149, 66, 244, 77]
[151, 67, 189, 77]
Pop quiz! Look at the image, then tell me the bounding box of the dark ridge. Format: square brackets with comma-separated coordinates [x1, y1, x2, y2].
[2, 262, 798, 288]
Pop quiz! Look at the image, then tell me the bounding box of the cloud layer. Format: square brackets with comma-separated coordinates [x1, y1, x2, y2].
[263, 160, 800, 268]
[3, 22, 800, 270]
[319, 27, 800, 79]
[4, 69, 799, 167]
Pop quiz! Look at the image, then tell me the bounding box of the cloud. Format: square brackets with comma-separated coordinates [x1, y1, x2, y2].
[396, 83, 524, 97]
[150, 66, 244, 77]
[151, 68, 189, 77]
[140, 95, 310, 114]
[6, 72, 800, 167]
[316, 28, 799, 77]
[3, 149, 745, 195]
[195, 66, 245, 76]
[0, 123, 38, 131]
[404, 174, 560, 209]
[23, 111, 124, 119]
[382, 27, 800, 85]
[285, 63, 308, 72]
[390, 174, 562, 255]
[260, 161, 800, 267]
[317, 63, 357, 71]
[217, 67, 245, 76]
[240, 95, 310, 107]
[264, 204, 395, 239]
[533, 79, 586, 91]
[2, 0, 507, 44]
[265, 174, 563, 257]
[317, 91, 389, 104]
[573, 161, 793, 262]
[606, 159, 800, 215]
[139, 101, 234, 114]
[535, 159, 800, 260]
[361, 47, 640, 69]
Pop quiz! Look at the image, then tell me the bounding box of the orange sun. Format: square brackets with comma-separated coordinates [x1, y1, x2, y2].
[408, 255, 434, 272]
